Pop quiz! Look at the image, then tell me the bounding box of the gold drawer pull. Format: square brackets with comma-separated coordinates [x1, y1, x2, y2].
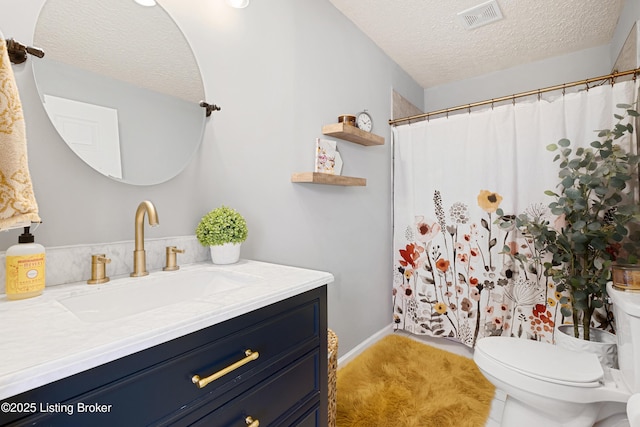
[245, 416, 259, 427]
[191, 349, 260, 389]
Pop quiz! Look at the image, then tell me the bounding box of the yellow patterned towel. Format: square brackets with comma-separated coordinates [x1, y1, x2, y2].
[0, 36, 41, 231]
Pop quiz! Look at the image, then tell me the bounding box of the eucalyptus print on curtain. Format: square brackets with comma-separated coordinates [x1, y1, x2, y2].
[391, 81, 638, 348]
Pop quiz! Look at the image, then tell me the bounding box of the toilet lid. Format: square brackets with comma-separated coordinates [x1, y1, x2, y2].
[476, 337, 604, 386]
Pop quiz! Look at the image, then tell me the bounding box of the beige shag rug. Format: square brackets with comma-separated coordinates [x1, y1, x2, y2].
[336, 334, 495, 427]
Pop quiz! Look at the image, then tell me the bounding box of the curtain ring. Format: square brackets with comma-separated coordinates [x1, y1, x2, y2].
[585, 80, 590, 91]
[491, 100, 494, 110]
[537, 90, 541, 101]
[562, 84, 566, 96]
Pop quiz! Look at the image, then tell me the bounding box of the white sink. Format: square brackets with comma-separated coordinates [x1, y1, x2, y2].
[58, 268, 264, 322]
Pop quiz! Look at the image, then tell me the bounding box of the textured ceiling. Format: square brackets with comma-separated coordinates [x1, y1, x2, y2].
[328, 0, 625, 89]
[34, 0, 203, 101]
[32, 1, 624, 97]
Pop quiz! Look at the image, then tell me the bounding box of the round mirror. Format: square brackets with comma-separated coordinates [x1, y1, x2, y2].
[33, 0, 206, 186]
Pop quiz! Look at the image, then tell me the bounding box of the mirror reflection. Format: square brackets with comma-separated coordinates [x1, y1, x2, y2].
[33, 0, 206, 186]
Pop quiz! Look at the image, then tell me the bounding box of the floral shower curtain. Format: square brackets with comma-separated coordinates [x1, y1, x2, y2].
[392, 80, 638, 348]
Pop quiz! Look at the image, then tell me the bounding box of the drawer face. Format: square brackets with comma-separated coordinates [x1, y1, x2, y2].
[183, 298, 319, 394]
[189, 350, 320, 427]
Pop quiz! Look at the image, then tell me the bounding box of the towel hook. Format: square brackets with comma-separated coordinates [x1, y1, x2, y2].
[200, 101, 221, 117]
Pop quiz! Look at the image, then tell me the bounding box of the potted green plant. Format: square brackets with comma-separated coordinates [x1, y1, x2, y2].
[498, 105, 640, 343]
[196, 206, 248, 264]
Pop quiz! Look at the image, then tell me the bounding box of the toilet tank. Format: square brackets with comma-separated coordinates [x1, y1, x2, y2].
[608, 283, 640, 392]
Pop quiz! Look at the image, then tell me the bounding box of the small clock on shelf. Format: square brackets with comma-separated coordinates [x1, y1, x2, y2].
[356, 111, 373, 132]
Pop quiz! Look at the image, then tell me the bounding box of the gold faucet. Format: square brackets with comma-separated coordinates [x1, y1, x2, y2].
[131, 200, 159, 277]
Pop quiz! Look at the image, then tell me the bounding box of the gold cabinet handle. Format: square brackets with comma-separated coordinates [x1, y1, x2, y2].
[191, 349, 259, 389]
[245, 416, 259, 427]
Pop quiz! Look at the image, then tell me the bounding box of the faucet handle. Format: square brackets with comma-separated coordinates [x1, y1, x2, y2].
[163, 246, 185, 271]
[95, 255, 111, 264]
[87, 254, 111, 284]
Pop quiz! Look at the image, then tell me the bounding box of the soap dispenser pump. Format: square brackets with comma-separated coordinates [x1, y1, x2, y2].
[5, 226, 46, 300]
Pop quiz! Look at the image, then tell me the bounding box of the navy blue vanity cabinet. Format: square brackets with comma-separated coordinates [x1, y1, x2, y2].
[0, 286, 328, 427]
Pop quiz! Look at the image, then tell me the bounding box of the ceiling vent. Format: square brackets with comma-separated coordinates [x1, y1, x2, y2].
[457, 0, 503, 30]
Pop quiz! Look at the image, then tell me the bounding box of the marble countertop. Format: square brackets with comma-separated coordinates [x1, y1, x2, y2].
[0, 260, 334, 400]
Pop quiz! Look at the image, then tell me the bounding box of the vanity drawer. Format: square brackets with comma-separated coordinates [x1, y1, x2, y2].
[143, 296, 321, 410]
[185, 350, 320, 427]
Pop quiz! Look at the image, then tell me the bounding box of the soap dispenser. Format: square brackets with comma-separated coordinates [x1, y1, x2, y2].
[5, 226, 46, 300]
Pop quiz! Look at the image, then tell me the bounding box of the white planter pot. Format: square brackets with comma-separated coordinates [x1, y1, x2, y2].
[554, 324, 618, 368]
[209, 243, 241, 265]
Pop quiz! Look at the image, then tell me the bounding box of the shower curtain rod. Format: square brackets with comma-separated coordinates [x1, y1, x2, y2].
[389, 67, 640, 126]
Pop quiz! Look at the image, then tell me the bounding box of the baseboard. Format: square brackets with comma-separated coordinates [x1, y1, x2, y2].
[337, 326, 478, 369]
[337, 324, 394, 367]
[400, 330, 474, 359]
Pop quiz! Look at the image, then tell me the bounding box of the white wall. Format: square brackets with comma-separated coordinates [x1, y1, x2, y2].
[424, 0, 640, 112]
[0, 0, 424, 358]
[611, 0, 640, 66]
[423, 45, 612, 112]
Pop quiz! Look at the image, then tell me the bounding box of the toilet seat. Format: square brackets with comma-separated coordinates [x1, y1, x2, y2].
[474, 336, 632, 426]
[475, 337, 603, 387]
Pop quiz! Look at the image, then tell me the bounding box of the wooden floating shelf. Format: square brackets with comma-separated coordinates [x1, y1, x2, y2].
[321, 123, 384, 146]
[291, 172, 366, 186]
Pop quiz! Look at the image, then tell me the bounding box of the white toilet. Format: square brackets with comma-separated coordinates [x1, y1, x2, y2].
[474, 283, 640, 427]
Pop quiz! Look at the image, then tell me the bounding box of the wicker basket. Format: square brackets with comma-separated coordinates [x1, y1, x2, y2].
[328, 329, 338, 427]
